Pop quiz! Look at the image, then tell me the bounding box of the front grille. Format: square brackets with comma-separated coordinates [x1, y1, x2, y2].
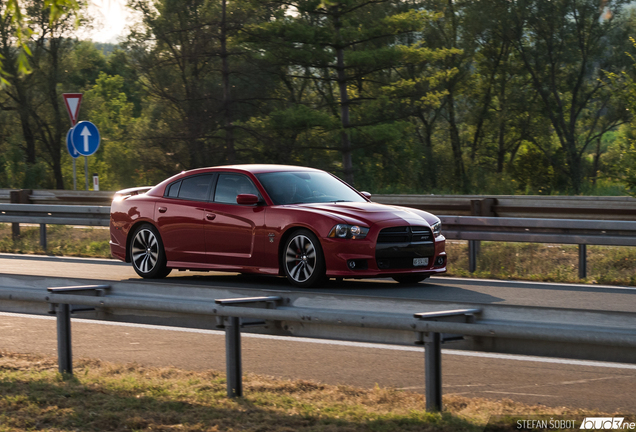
[375, 226, 435, 269]
[377, 226, 432, 243]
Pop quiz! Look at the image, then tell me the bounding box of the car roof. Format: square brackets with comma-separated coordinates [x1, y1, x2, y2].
[180, 164, 325, 175]
[145, 164, 329, 197]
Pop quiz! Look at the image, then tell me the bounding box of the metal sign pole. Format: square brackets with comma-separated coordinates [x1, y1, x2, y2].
[73, 159, 77, 190]
[84, 156, 89, 191]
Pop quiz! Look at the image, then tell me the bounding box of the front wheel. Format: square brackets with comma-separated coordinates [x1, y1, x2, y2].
[130, 223, 171, 279]
[283, 229, 326, 288]
[393, 274, 429, 285]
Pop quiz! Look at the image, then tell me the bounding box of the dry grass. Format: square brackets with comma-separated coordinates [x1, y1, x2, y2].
[0, 224, 110, 257]
[0, 351, 625, 432]
[445, 241, 636, 286]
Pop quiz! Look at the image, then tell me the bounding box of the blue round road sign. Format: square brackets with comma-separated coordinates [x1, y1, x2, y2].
[66, 128, 79, 159]
[71, 121, 100, 156]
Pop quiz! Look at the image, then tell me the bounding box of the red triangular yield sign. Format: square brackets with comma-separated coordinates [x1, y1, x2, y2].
[63, 93, 83, 126]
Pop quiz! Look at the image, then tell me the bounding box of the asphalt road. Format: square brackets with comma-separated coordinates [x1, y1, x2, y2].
[1, 252, 635, 311]
[1, 253, 636, 412]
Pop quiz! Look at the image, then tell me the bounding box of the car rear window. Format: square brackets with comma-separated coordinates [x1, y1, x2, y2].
[176, 175, 213, 201]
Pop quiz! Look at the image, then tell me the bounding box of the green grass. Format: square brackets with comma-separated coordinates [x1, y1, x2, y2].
[0, 352, 617, 432]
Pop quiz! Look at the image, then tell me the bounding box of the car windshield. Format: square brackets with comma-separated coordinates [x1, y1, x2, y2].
[256, 171, 366, 205]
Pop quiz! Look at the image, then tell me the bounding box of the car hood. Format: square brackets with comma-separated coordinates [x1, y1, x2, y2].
[294, 201, 438, 227]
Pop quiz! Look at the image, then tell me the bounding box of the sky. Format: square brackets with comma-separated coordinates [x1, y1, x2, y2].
[83, 0, 132, 44]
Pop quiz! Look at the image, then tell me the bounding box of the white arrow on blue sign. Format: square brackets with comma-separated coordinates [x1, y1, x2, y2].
[71, 121, 100, 156]
[66, 128, 79, 159]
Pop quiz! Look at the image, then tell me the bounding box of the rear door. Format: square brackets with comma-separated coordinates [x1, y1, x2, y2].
[156, 174, 215, 264]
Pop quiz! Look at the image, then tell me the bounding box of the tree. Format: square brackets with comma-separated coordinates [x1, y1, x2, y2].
[0, 0, 78, 85]
[245, 0, 445, 185]
[0, 0, 90, 188]
[507, 0, 631, 193]
[125, 0, 272, 176]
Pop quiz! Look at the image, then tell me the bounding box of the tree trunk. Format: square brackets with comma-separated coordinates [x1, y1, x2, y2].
[17, 100, 37, 165]
[49, 38, 65, 189]
[565, 136, 582, 194]
[447, 89, 466, 191]
[417, 113, 437, 190]
[221, 0, 236, 164]
[334, 11, 353, 185]
[496, 72, 508, 173]
[591, 138, 601, 186]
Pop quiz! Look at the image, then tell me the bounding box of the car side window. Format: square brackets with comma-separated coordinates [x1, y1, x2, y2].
[166, 181, 181, 198]
[176, 175, 213, 201]
[214, 174, 259, 204]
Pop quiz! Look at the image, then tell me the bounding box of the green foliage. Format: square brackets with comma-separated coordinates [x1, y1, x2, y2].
[511, 144, 555, 195]
[0, 0, 79, 81]
[78, 72, 145, 190]
[0, 0, 635, 195]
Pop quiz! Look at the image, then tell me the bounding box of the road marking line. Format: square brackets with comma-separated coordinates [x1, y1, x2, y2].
[438, 276, 636, 291]
[481, 391, 556, 397]
[557, 376, 631, 385]
[2, 311, 636, 371]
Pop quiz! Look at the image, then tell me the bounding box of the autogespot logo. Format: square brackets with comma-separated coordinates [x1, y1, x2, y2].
[580, 418, 636, 430]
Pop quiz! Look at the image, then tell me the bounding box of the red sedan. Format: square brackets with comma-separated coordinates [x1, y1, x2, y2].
[110, 165, 446, 287]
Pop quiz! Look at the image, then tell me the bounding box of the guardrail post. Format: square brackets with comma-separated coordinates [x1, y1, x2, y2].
[468, 241, 478, 273]
[56, 303, 73, 375]
[414, 308, 481, 412]
[225, 317, 242, 398]
[40, 224, 47, 249]
[424, 332, 441, 411]
[9, 189, 31, 240]
[579, 244, 587, 279]
[47, 285, 110, 377]
[468, 199, 495, 273]
[215, 296, 282, 398]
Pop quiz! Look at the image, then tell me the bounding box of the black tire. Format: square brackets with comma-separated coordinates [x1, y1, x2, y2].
[283, 229, 326, 288]
[129, 223, 171, 279]
[393, 274, 429, 285]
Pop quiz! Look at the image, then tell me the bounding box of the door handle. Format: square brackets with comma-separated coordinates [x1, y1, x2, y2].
[206, 213, 216, 221]
[158, 207, 167, 213]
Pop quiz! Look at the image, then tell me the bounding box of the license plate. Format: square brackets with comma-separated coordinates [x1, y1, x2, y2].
[413, 257, 428, 267]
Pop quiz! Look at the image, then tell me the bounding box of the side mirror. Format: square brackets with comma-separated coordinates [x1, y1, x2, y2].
[361, 191, 372, 199]
[236, 193, 260, 205]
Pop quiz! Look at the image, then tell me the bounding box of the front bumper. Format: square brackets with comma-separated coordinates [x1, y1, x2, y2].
[321, 226, 446, 278]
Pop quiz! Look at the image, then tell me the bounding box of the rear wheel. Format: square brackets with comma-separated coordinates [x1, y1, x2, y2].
[283, 229, 325, 288]
[130, 224, 171, 279]
[392, 274, 429, 285]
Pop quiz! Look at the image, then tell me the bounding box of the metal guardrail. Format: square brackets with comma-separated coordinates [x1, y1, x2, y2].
[0, 189, 115, 206]
[441, 216, 636, 246]
[1, 275, 636, 411]
[2, 189, 636, 220]
[440, 216, 636, 277]
[0, 203, 110, 250]
[0, 203, 110, 226]
[374, 194, 636, 220]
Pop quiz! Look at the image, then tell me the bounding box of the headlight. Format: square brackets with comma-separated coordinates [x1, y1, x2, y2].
[432, 221, 442, 238]
[328, 224, 369, 240]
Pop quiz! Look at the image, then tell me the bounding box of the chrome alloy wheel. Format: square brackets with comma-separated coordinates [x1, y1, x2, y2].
[132, 228, 159, 274]
[285, 234, 317, 283]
